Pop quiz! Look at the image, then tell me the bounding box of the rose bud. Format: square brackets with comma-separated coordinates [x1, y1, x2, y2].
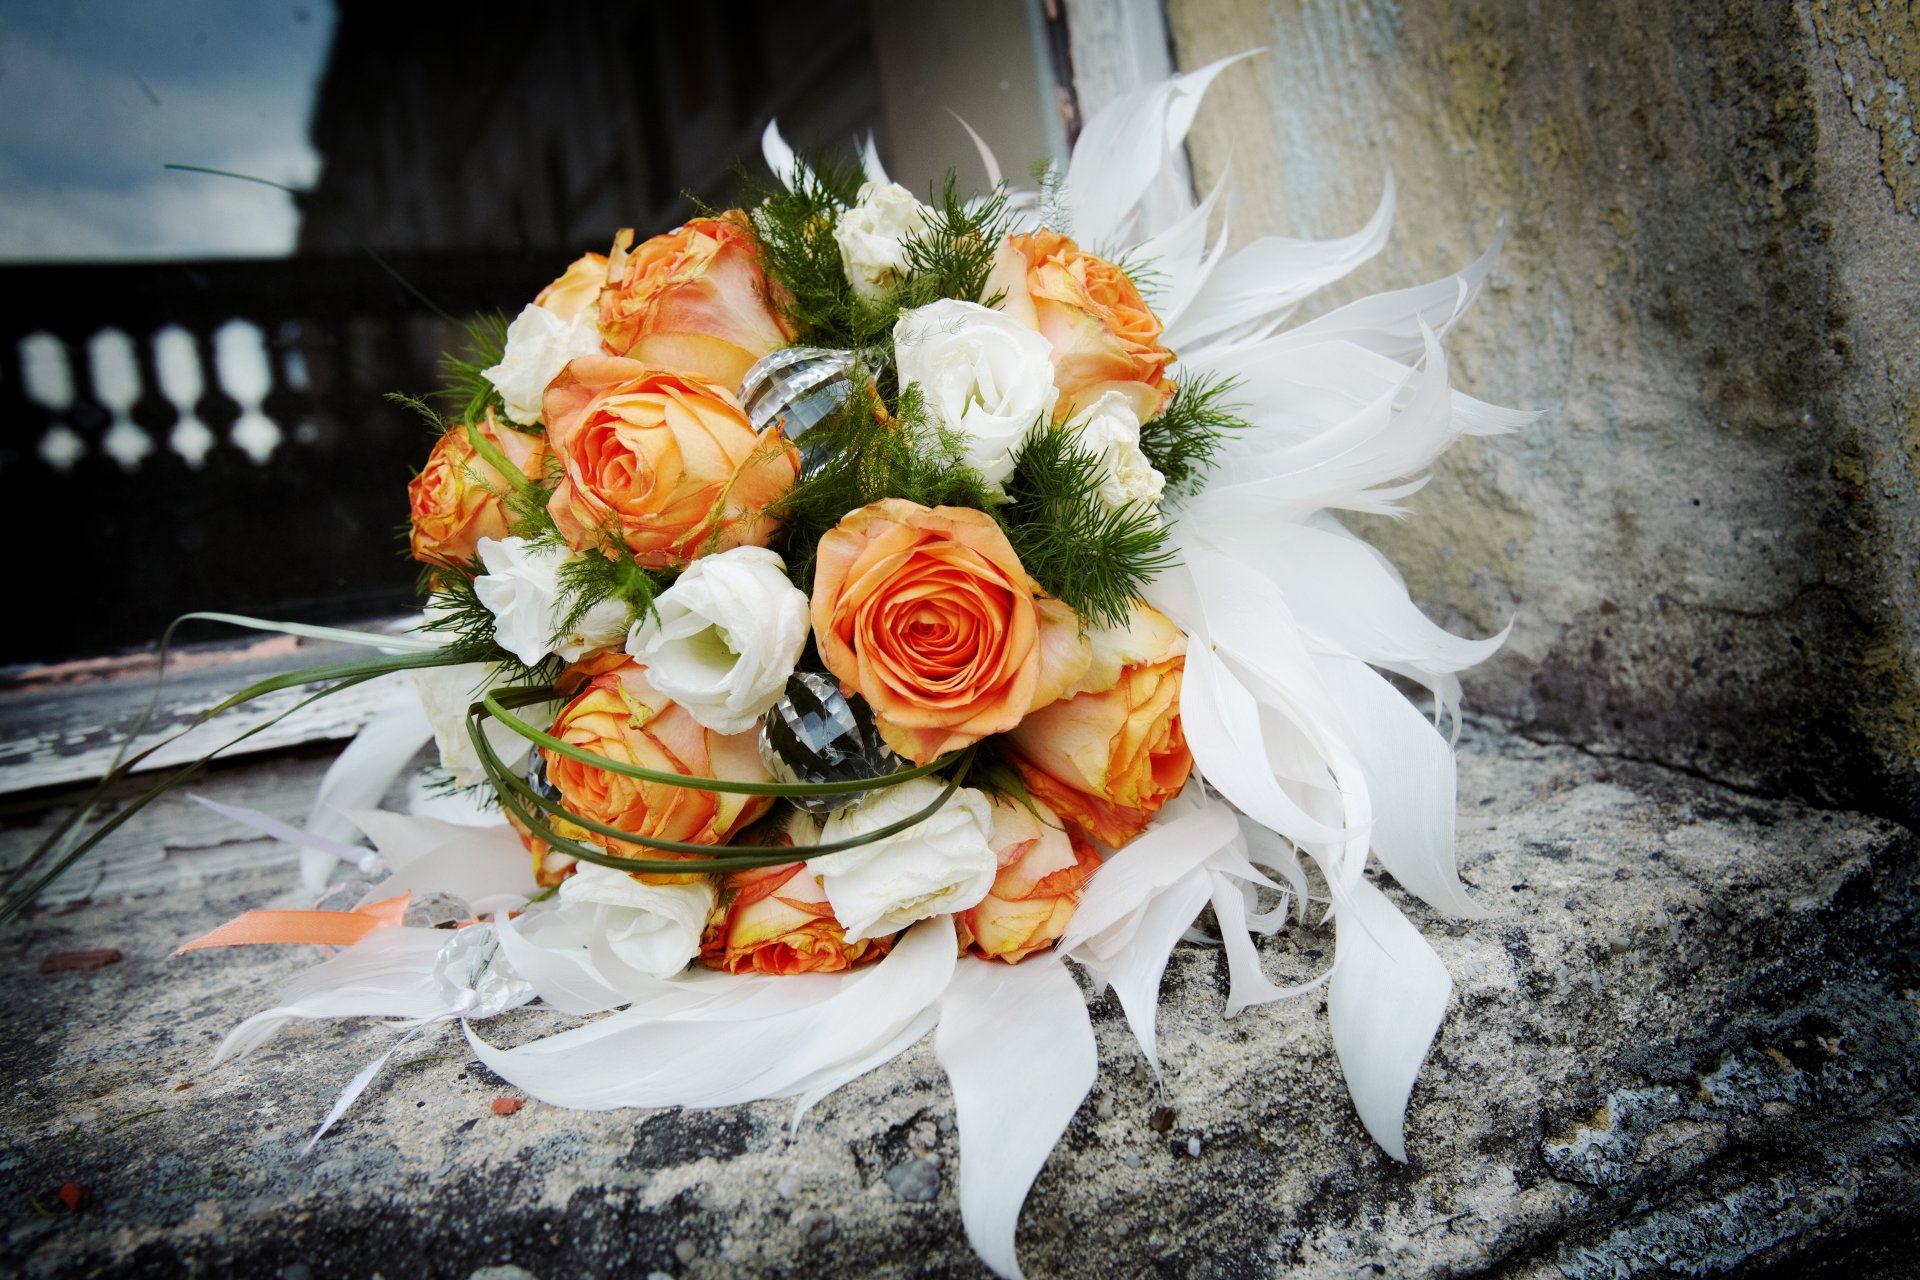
[543, 357, 799, 569]
[957, 795, 1100, 963]
[985, 230, 1176, 422]
[1004, 600, 1193, 848]
[700, 816, 894, 975]
[598, 215, 795, 388]
[406, 413, 547, 566]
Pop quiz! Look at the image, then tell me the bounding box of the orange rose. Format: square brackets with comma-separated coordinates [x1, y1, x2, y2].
[811, 500, 1092, 764]
[1004, 600, 1193, 848]
[406, 413, 547, 565]
[700, 857, 893, 976]
[957, 796, 1100, 963]
[985, 230, 1175, 421]
[542, 658, 773, 876]
[543, 355, 799, 568]
[598, 216, 794, 388]
[536, 251, 610, 323]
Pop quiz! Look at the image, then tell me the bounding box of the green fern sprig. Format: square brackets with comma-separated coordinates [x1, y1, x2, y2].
[766, 377, 999, 590]
[1000, 424, 1174, 629]
[436, 311, 512, 425]
[1138, 371, 1249, 496]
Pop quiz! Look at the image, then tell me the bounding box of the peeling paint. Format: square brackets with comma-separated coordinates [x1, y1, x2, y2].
[1814, 0, 1920, 217]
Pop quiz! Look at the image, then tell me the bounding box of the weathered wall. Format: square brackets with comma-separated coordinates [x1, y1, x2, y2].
[1161, 0, 1920, 822]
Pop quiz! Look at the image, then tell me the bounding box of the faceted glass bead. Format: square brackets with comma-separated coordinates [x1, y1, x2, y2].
[758, 670, 905, 815]
[738, 346, 867, 471]
[526, 750, 561, 804]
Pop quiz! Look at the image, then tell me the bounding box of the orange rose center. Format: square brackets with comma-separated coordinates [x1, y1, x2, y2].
[859, 549, 1016, 705]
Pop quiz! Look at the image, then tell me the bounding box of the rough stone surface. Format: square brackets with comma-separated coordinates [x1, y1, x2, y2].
[3, 726, 1915, 1278]
[1165, 0, 1920, 824]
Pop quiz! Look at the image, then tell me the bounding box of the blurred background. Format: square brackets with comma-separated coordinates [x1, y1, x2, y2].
[0, 0, 1064, 665]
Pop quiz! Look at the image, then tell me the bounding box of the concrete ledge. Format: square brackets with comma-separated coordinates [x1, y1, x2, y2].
[2, 727, 1915, 1278]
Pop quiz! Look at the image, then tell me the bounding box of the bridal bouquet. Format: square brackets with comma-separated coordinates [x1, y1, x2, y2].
[9, 55, 1526, 1279]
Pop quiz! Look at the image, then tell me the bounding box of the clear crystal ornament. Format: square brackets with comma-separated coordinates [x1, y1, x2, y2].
[404, 892, 473, 929]
[526, 750, 560, 804]
[758, 670, 905, 815]
[738, 346, 864, 468]
[432, 925, 535, 1019]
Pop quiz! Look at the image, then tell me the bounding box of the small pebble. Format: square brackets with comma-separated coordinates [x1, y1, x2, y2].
[1148, 1106, 1177, 1133]
[937, 1116, 953, 1133]
[1123, 1153, 1141, 1169]
[1187, 1137, 1201, 1157]
[883, 1158, 941, 1203]
[1095, 1094, 1115, 1119]
[57, 1183, 90, 1213]
[774, 1174, 800, 1199]
[795, 1210, 836, 1246]
[673, 1241, 697, 1265]
[40, 949, 122, 974]
[491, 1097, 524, 1116]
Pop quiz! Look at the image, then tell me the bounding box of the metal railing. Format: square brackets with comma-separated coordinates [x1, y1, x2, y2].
[0, 252, 556, 664]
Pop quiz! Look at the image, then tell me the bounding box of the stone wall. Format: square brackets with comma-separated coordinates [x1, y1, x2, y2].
[1160, 0, 1920, 823]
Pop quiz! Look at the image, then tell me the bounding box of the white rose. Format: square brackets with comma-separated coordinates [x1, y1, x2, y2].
[409, 661, 556, 787]
[834, 181, 933, 301]
[624, 546, 809, 734]
[554, 862, 713, 979]
[894, 299, 1058, 486]
[1065, 390, 1166, 513]
[474, 536, 630, 667]
[811, 777, 996, 942]
[483, 302, 602, 426]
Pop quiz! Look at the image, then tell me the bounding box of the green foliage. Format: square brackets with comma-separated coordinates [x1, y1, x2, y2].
[554, 538, 661, 637]
[437, 311, 511, 425]
[735, 154, 883, 349]
[738, 155, 1016, 351]
[1137, 371, 1249, 496]
[416, 563, 559, 684]
[1000, 424, 1174, 629]
[767, 377, 999, 590]
[893, 176, 1013, 313]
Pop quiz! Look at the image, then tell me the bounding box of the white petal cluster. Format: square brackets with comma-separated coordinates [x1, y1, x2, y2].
[554, 862, 714, 979]
[624, 546, 809, 734]
[410, 661, 552, 787]
[834, 181, 933, 301]
[810, 777, 996, 942]
[483, 302, 602, 426]
[1065, 390, 1166, 514]
[894, 299, 1058, 486]
[474, 536, 630, 667]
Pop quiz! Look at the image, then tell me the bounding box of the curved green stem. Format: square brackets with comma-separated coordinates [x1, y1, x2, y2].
[466, 700, 973, 874]
[483, 687, 955, 797]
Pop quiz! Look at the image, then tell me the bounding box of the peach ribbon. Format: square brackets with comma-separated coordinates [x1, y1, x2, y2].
[175, 893, 411, 953]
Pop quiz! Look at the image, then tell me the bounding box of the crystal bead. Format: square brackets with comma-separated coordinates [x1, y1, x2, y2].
[738, 346, 864, 468]
[758, 671, 905, 815]
[526, 750, 561, 804]
[432, 925, 535, 1019]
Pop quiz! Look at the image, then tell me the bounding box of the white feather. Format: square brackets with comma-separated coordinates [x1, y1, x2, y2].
[464, 917, 957, 1109]
[1328, 878, 1453, 1161]
[1064, 52, 1254, 252]
[301, 684, 433, 890]
[936, 953, 1097, 1280]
